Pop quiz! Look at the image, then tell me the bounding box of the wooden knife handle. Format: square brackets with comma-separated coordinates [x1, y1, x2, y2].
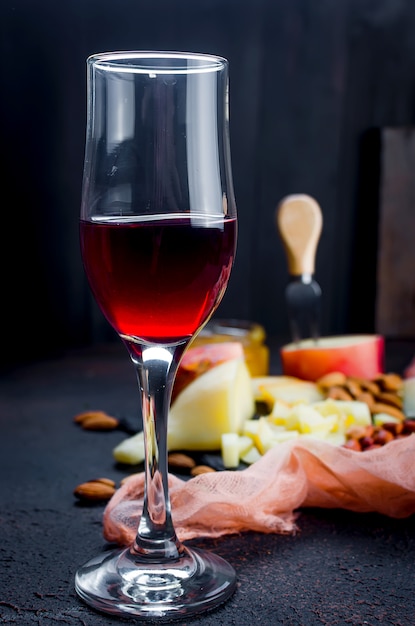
[276, 194, 323, 275]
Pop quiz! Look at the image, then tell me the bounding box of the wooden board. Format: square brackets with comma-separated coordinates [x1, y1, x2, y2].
[376, 128, 415, 338]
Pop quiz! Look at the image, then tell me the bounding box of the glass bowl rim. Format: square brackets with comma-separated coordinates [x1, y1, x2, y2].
[88, 50, 228, 74]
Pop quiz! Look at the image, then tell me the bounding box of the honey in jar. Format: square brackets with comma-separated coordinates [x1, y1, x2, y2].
[192, 319, 269, 377]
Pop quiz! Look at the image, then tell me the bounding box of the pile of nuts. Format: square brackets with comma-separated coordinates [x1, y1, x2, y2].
[315, 370, 415, 451]
[316, 371, 405, 421]
[342, 421, 415, 452]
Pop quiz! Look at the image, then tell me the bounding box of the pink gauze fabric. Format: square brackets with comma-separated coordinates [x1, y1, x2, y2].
[103, 435, 415, 545]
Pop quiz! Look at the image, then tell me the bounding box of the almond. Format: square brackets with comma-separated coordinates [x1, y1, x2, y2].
[373, 373, 403, 392]
[371, 402, 405, 421]
[327, 386, 353, 401]
[74, 410, 110, 424]
[93, 477, 116, 488]
[79, 413, 119, 431]
[355, 391, 375, 412]
[348, 377, 380, 396]
[190, 465, 216, 476]
[316, 371, 347, 389]
[344, 379, 362, 399]
[375, 391, 403, 410]
[168, 453, 196, 469]
[74, 480, 116, 501]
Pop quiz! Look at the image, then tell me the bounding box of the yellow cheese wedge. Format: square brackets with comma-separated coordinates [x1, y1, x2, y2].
[113, 357, 255, 463]
[168, 357, 255, 450]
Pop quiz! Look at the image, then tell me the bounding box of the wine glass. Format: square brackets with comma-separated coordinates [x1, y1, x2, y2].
[75, 51, 238, 619]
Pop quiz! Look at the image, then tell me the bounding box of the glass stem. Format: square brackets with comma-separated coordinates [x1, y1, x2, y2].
[128, 340, 189, 562]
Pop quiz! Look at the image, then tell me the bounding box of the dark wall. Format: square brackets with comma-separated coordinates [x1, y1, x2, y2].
[2, 0, 415, 368]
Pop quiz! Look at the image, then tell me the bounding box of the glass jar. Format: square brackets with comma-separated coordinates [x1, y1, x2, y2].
[193, 319, 269, 377]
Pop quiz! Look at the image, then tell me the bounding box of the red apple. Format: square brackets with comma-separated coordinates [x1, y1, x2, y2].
[280, 335, 385, 382]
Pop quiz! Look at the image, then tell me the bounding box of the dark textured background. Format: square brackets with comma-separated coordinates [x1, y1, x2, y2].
[3, 0, 415, 370]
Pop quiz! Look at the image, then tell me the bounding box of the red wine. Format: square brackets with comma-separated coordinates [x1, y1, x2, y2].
[80, 214, 237, 343]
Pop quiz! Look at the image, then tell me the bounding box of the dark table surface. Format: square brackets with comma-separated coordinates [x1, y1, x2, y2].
[1, 339, 415, 626]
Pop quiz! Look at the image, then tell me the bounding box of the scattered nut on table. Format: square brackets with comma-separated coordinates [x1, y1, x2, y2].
[168, 453, 196, 470]
[73, 478, 117, 502]
[190, 465, 217, 476]
[73, 410, 120, 431]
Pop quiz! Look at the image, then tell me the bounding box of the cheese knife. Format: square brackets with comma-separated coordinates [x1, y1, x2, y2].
[276, 194, 323, 343]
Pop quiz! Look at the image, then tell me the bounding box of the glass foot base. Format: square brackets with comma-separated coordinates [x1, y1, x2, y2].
[75, 545, 236, 621]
